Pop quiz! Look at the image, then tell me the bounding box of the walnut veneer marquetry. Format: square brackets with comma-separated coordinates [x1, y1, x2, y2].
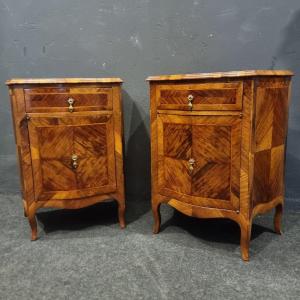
[148, 70, 293, 261]
[7, 78, 126, 240]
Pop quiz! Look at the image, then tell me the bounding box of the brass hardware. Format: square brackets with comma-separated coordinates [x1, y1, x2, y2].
[187, 94, 194, 109]
[19, 114, 30, 127]
[67, 98, 75, 112]
[71, 154, 78, 169]
[188, 158, 195, 173]
[239, 112, 243, 118]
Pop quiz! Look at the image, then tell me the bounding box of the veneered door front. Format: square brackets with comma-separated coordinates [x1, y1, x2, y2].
[157, 114, 241, 210]
[28, 114, 116, 201]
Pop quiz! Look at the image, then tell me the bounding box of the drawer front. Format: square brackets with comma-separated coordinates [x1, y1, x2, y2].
[157, 82, 243, 111]
[24, 87, 112, 112]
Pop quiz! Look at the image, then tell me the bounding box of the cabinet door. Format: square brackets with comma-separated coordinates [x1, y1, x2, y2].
[157, 114, 241, 210]
[28, 114, 116, 201]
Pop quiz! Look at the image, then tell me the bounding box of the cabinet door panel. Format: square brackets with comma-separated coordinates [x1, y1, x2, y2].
[38, 126, 73, 159]
[38, 126, 75, 191]
[157, 117, 192, 202]
[157, 114, 241, 210]
[32, 124, 76, 195]
[192, 125, 231, 200]
[28, 114, 116, 201]
[41, 159, 77, 191]
[163, 123, 192, 159]
[164, 157, 191, 195]
[77, 156, 108, 189]
[74, 122, 114, 190]
[74, 124, 107, 156]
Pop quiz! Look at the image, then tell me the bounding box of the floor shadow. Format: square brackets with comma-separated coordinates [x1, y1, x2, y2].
[36, 201, 120, 234]
[155, 206, 300, 260]
[122, 90, 151, 223]
[160, 210, 274, 245]
[157, 204, 300, 258]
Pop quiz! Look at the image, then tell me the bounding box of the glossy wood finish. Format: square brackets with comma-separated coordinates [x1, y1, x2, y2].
[24, 87, 112, 112]
[146, 70, 293, 81]
[157, 114, 241, 210]
[6, 77, 123, 85]
[149, 71, 293, 261]
[28, 114, 116, 201]
[156, 81, 243, 111]
[7, 78, 126, 240]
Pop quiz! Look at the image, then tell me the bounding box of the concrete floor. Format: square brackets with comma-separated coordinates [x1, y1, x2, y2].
[0, 156, 299, 299]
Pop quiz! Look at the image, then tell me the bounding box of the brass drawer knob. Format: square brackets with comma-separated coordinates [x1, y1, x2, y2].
[187, 94, 194, 109]
[71, 154, 78, 169]
[67, 98, 75, 112]
[188, 158, 195, 173]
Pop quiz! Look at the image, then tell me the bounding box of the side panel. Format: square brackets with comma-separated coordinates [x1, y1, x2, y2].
[9, 87, 35, 211]
[252, 77, 291, 206]
[110, 85, 126, 203]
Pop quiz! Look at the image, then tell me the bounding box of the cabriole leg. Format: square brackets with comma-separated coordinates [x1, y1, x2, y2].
[117, 200, 126, 229]
[152, 201, 161, 234]
[274, 203, 283, 235]
[23, 200, 28, 217]
[27, 206, 37, 241]
[239, 220, 252, 261]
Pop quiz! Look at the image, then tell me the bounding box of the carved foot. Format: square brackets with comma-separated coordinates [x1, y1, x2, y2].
[117, 201, 126, 229]
[240, 221, 252, 261]
[23, 200, 28, 218]
[28, 208, 38, 241]
[152, 201, 161, 234]
[274, 203, 283, 235]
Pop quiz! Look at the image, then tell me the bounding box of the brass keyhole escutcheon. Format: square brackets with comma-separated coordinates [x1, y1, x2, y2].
[187, 94, 194, 109]
[71, 154, 78, 169]
[67, 98, 75, 112]
[188, 158, 195, 173]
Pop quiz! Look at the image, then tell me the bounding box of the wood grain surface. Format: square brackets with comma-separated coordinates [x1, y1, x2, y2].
[7, 79, 126, 240]
[24, 87, 112, 112]
[6, 78, 123, 85]
[156, 81, 243, 111]
[147, 70, 293, 81]
[149, 71, 292, 261]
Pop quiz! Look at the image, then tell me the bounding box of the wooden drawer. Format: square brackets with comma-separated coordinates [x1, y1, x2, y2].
[24, 87, 112, 112]
[156, 81, 243, 111]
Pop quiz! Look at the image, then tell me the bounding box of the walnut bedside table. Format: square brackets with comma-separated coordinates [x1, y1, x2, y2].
[7, 78, 126, 240]
[147, 70, 293, 261]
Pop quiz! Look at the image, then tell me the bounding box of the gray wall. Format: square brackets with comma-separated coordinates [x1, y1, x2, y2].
[0, 0, 300, 200]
